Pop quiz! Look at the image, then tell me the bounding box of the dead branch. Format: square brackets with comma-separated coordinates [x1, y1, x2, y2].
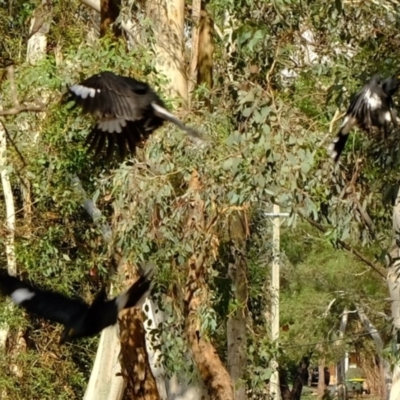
[0, 105, 46, 116]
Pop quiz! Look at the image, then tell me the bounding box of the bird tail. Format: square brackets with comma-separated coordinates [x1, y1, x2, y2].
[328, 129, 349, 163]
[151, 102, 203, 140]
[116, 265, 155, 312]
[0, 271, 23, 297]
[328, 114, 357, 163]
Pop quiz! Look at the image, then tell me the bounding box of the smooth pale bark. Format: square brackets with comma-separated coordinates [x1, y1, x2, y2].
[317, 363, 326, 400]
[387, 185, 400, 400]
[146, 0, 188, 103]
[72, 177, 127, 400]
[357, 305, 391, 399]
[0, 120, 16, 276]
[337, 309, 349, 400]
[83, 326, 126, 400]
[188, 0, 201, 99]
[81, 0, 100, 12]
[27, 0, 52, 65]
[0, 116, 16, 387]
[227, 212, 248, 400]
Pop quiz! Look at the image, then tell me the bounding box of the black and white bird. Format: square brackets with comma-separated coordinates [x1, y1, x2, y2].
[0, 268, 153, 344]
[65, 71, 202, 160]
[328, 74, 400, 163]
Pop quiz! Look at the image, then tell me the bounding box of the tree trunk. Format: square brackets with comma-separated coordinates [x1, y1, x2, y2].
[279, 368, 292, 400]
[197, 5, 214, 111]
[291, 356, 310, 400]
[337, 309, 349, 400]
[120, 305, 160, 400]
[0, 119, 16, 277]
[387, 185, 400, 400]
[100, 0, 121, 37]
[83, 326, 126, 400]
[183, 171, 234, 400]
[227, 212, 248, 400]
[146, 0, 188, 103]
[357, 305, 391, 399]
[317, 363, 326, 400]
[188, 0, 201, 99]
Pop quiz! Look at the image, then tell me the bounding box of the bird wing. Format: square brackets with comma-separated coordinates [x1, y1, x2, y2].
[328, 75, 383, 162]
[68, 71, 162, 121]
[0, 272, 89, 327]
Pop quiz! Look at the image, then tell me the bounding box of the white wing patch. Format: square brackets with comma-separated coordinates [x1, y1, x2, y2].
[340, 115, 357, 134]
[69, 85, 96, 99]
[11, 288, 35, 305]
[97, 119, 128, 133]
[366, 91, 382, 109]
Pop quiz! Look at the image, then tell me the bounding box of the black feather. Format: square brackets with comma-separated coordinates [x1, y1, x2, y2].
[328, 73, 400, 163]
[66, 71, 202, 161]
[0, 269, 153, 344]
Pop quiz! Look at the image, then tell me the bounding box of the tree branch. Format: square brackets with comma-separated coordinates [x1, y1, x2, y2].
[0, 105, 46, 116]
[299, 212, 386, 278]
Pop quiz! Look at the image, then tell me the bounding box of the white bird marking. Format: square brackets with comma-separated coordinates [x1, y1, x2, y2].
[11, 288, 35, 305]
[366, 92, 382, 109]
[97, 119, 127, 133]
[151, 102, 177, 121]
[340, 116, 356, 134]
[69, 85, 96, 99]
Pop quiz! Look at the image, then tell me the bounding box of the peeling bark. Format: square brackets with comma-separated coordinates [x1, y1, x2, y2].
[119, 306, 160, 400]
[227, 212, 248, 400]
[183, 171, 234, 400]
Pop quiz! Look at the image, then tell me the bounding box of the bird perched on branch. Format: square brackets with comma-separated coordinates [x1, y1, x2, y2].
[64, 71, 202, 160]
[328, 74, 400, 163]
[0, 268, 153, 344]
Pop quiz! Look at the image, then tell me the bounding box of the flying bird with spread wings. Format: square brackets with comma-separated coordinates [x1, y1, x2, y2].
[328, 74, 400, 163]
[64, 71, 202, 160]
[0, 268, 153, 344]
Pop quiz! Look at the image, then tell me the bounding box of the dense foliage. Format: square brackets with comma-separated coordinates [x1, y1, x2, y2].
[0, 0, 398, 398]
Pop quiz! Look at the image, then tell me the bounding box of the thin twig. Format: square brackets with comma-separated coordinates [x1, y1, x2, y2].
[299, 212, 385, 278]
[0, 120, 27, 167]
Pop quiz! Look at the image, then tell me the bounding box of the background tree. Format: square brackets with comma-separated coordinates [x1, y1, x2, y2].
[1, 0, 400, 399]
